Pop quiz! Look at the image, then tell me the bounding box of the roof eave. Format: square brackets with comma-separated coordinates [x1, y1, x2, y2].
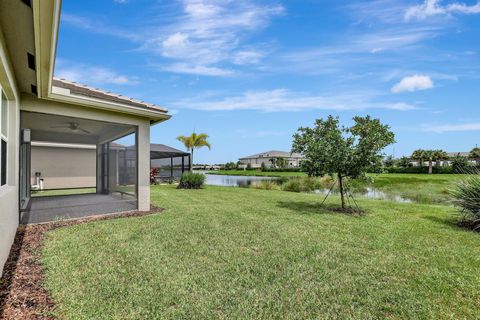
[32, 0, 171, 124]
[48, 92, 171, 123]
[32, 0, 60, 99]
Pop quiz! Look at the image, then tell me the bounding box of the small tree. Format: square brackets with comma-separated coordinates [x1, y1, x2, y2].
[176, 132, 211, 171]
[383, 155, 395, 168]
[470, 147, 480, 165]
[275, 157, 288, 168]
[451, 155, 470, 173]
[397, 156, 411, 168]
[269, 158, 277, 168]
[292, 115, 395, 209]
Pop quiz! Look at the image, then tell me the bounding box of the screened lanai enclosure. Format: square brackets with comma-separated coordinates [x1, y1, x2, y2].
[150, 144, 190, 181]
[19, 111, 139, 224]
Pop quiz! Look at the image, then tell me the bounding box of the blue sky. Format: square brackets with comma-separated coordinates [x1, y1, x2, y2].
[55, 0, 480, 164]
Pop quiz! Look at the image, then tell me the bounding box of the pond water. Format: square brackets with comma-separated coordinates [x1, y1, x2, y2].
[202, 172, 412, 203]
[202, 172, 277, 187]
[314, 187, 412, 203]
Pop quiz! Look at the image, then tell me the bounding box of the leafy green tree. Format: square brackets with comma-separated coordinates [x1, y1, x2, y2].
[176, 133, 211, 171]
[470, 147, 480, 165]
[269, 158, 277, 168]
[397, 156, 411, 168]
[292, 115, 395, 209]
[412, 149, 426, 168]
[224, 162, 237, 170]
[383, 155, 395, 168]
[275, 157, 288, 168]
[451, 155, 470, 173]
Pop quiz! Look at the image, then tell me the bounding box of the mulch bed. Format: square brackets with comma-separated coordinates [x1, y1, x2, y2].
[0, 207, 163, 319]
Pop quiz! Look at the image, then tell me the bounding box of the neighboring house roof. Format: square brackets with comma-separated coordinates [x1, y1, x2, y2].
[239, 150, 304, 160]
[151, 144, 190, 159]
[52, 78, 167, 113]
[446, 152, 471, 158]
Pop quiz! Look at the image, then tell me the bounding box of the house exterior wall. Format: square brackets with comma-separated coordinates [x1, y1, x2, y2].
[31, 145, 96, 189]
[0, 24, 20, 275]
[240, 157, 303, 168]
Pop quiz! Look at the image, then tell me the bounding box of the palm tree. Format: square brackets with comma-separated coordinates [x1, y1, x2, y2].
[415, 149, 448, 174]
[470, 147, 480, 165]
[411, 149, 425, 169]
[176, 133, 211, 170]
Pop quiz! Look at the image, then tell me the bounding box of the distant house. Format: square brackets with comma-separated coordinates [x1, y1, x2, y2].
[239, 151, 304, 168]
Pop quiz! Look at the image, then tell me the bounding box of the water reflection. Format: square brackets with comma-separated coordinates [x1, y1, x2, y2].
[314, 187, 412, 203]
[202, 172, 277, 187]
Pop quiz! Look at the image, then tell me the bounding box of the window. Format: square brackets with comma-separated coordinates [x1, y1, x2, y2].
[0, 89, 8, 186]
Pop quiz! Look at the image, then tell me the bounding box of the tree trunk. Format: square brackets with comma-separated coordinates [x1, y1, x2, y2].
[190, 149, 194, 172]
[338, 173, 345, 209]
[428, 160, 433, 174]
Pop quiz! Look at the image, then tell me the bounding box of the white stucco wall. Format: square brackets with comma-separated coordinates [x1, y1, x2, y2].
[31, 145, 96, 189]
[0, 25, 20, 275]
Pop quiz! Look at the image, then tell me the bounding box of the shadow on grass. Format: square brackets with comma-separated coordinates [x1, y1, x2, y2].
[423, 215, 462, 230]
[277, 200, 366, 216]
[424, 215, 480, 232]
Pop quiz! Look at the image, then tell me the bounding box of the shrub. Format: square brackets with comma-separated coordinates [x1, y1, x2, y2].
[281, 177, 322, 193]
[254, 180, 278, 190]
[451, 156, 470, 173]
[450, 173, 480, 230]
[384, 166, 454, 174]
[150, 168, 160, 184]
[178, 172, 206, 189]
[282, 179, 302, 192]
[224, 162, 238, 170]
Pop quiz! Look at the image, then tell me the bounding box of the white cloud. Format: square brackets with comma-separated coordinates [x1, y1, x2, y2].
[114, 0, 128, 3]
[423, 123, 480, 133]
[391, 75, 434, 93]
[150, 0, 284, 75]
[232, 50, 265, 65]
[405, 0, 480, 21]
[172, 89, 417, 112]
[61, 13, 140, 41]
[161, 63, 234, 77]
[55, 64, 136, 85]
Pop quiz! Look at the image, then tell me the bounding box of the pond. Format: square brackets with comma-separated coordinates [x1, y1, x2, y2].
[201, 172, 412, 203]
[202, 172, 277, 187]
[314, 187, 412, 203]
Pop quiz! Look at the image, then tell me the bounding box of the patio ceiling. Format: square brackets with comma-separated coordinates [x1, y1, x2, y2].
[21, 111, 135, 145]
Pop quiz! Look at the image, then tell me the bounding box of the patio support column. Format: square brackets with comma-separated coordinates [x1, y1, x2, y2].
[137, 122, 150, 211]
[181, 156, 185, 174]
[170, 156, 173, 179]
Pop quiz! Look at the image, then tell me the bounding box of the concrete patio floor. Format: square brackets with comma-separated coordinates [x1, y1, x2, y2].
[20, 193, 137, 224]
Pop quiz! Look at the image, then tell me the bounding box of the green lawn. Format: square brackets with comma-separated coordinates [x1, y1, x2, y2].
[31, 188, 96, 197]
[42, 185, 480, 319]
[206, 169, 307, 177]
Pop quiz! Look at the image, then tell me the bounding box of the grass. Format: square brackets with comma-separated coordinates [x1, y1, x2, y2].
[31, 188, 96, 197]
[206, 169, 307, 177]
[42, 185, 480, 319]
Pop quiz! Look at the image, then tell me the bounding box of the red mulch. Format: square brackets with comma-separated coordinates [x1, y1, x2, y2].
[0, 207, 163, 319]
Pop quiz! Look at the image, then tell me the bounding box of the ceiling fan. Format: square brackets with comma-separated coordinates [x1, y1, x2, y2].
[50, 122, 91, 134]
